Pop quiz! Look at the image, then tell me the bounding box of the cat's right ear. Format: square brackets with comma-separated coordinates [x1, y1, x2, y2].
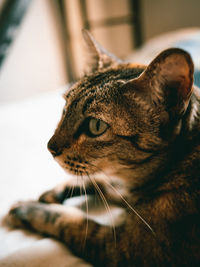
[82, 29, 122, 72]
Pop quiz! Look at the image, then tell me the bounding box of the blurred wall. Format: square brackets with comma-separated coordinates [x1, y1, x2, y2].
[64, 0, 135, 78]
[0, 0, 67, 103]
[141, 0, 200, 41]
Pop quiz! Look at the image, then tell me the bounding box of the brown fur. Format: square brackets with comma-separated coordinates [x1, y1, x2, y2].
[6, 31, 200, 267]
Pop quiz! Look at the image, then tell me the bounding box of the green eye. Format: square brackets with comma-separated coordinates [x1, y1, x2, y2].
[88, 118, 108, 136]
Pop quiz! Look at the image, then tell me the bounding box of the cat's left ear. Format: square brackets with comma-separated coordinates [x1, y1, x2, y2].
[82, 29, 122, 72]
[127, 48, 194, 118]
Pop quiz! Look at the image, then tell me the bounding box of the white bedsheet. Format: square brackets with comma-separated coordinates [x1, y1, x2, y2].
[0, 90, 92, 267]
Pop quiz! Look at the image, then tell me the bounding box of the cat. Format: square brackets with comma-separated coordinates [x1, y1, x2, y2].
[6, 30, 200, 267]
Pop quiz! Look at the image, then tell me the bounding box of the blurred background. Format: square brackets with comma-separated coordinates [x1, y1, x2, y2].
[0, 0, 200, 103]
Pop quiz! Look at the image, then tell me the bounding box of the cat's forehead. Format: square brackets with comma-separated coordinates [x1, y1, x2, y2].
[60, 65, 156, 136]
[64, 66, 144, 104]
[60, 66, 146, 135]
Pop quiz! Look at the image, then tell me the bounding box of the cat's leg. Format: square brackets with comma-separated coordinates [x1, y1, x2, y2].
[39, 178, 96, 204]
[6, 201, 85, 233]
[6, 201, 124, 265]
[39, 177, 127, 206]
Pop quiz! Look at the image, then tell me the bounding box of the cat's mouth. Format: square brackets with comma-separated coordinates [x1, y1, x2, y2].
[55, 155, 96, 176]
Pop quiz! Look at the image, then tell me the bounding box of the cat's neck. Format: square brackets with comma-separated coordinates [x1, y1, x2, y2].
[127, 94, 200, 198]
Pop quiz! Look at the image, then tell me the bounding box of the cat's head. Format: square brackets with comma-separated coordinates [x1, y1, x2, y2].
[48, 31, 194, 188]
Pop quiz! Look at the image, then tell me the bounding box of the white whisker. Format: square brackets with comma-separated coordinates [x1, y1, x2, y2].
[87, 173, 117, 245]
[82, 174, 89, 248]
[88, 163, 155, 235]
[69, 183, 75, 199]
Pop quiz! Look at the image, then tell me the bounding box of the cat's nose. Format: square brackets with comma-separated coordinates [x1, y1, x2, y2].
[47, 137, 62, 157]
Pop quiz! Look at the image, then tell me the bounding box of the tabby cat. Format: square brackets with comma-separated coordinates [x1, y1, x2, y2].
[6, 30, 200, 267]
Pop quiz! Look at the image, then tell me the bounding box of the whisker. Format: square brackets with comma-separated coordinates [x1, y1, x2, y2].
[69, 183, 75, 199]
[108, 182, 155, 235]
[75, 170, 83, 199]
[86, 172, 117, 245]
[82, 174, 89, 248]
[88, 163, 155, 235]
[80, 182, 83, 198]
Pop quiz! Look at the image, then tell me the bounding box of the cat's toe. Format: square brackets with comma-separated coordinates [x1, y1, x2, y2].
[5, 209, 25, 228]
[39, 190, 65, 204]
[39, 190, 55, 203]
[5, 201, 36, 228]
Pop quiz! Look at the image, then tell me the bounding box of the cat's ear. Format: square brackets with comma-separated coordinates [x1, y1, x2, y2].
[126, 48, 194, 117]
[82, 29, 122, 72]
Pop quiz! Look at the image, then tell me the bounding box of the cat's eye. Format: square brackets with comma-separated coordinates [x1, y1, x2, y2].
[88, 118, 108, 136]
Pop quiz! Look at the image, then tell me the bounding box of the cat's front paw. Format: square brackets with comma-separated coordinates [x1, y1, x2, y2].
[5, 201, 39, 229]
